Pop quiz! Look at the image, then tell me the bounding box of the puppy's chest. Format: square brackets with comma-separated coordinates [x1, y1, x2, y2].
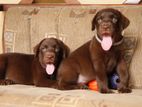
[104, 52, 118, 72]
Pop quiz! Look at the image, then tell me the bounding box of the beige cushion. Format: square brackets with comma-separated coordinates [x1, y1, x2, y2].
[0, 85, 142, 107]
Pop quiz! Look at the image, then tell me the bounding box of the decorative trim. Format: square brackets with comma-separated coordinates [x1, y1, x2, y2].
[4, 30, 16, 53]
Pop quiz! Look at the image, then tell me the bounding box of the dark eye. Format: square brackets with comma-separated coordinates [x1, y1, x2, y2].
[41, 48, 47, 52]
[112, 17, 117, 23]
[97, 19, 102, 24]
[55, 46, 60, 52]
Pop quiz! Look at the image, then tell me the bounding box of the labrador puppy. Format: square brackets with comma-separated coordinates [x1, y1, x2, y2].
[0, 37, 69, 88]
[57, 8, 131, 93]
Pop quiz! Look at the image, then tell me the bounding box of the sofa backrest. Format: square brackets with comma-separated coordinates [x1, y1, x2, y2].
[3, 5, 142, 88]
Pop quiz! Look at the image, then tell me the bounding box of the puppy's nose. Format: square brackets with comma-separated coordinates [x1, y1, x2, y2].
[46, 52, 55, 59]
[47, 55, 54, 59]
[102, 22, 111, 27]
[102, 22, 111, 30]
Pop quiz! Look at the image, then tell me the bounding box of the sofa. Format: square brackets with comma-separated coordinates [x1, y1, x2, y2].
[0, 5, 142, 107]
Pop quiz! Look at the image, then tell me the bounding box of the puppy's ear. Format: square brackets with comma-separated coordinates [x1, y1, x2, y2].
[91, 15, 96, 31]
[33, 43, 40, 57]
[120, 13, 130, 30]
[58, 40, 70, 58]
[33, 39, 45, 57]
[62, 44, 70, 58]
[92, 11, 100, 31]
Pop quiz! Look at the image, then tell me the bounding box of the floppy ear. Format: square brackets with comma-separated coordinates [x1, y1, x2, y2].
[33, 39, 45, 57]
[120, 13, 130, 30]
[62, 44, 70, 58]
[58, 40, 70, 58]
[92, 10, 100, 31]
[33, 43, 40, 57]
[91, 15, 96, 31]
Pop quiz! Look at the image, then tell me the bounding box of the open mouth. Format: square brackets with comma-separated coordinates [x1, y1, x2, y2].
[40, 59, 56, 75]
[101, 29, 113, 36]
[44, 58, 56, 75]
[46, 64, 55, 75]
[97, 30, 113, 51]
[101, 36, 113, 51]
[102, 32, 111, 36]
[44, 59, 55, 64]
[40, 58, 55, 69]
[100, 25, 113, 37]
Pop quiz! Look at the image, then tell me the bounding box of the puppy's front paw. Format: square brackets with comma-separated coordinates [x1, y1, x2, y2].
[118, 84, 132, 93]
[79, 84, 89, 90]
[100, 88, 114, 94]
[118, 87, 131, 93]
[0, 79, 15, 85]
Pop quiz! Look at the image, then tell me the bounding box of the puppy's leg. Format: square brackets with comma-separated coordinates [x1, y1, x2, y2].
[58, 79, 88, 90]
[0, 79, 15, 85]
[0, 58, 15, 85]
[94, 62, 113, 93]
[117, 59, 131, 93]
[58, 69, 88, 90]
[0, 58, 6, 80]
[35, 79, 59, 88]
[96, 73, 113, 93]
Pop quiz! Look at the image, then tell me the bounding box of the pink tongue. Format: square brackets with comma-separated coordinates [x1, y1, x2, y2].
[101, 36, 112, 51]
[46, 64, 55, 75]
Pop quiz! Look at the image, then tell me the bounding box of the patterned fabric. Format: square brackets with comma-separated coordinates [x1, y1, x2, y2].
[4, 30, 16, 52]
[122, 37, 137, 67]
[0, 85, 142, 107]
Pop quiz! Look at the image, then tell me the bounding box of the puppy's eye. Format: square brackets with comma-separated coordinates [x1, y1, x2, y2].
[55, 47, 60, 52]
[41, 48, 47, 52]
[97, 19, 102, 24]
[112, 18, 117, 23]
[53, 45, 59, 52]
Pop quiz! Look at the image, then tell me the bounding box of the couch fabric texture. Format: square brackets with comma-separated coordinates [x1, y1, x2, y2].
[1, 5, 142, 107]
[0, 85, 142, 107]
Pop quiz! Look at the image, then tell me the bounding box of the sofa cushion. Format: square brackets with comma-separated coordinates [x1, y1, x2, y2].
[0, 85, 142, 107]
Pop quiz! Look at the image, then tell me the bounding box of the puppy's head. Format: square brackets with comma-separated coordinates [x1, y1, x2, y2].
[92, 8, 129, 43]
[33, 38, 70, 69]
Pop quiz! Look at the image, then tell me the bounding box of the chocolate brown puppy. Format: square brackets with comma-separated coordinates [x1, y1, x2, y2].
[0, 38, 69, 88]
[57, 8, 131, 93]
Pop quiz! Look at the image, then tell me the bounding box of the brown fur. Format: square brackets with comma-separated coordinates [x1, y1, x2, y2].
[57, 8, 131, 93]
[0, 38, 69, 88]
